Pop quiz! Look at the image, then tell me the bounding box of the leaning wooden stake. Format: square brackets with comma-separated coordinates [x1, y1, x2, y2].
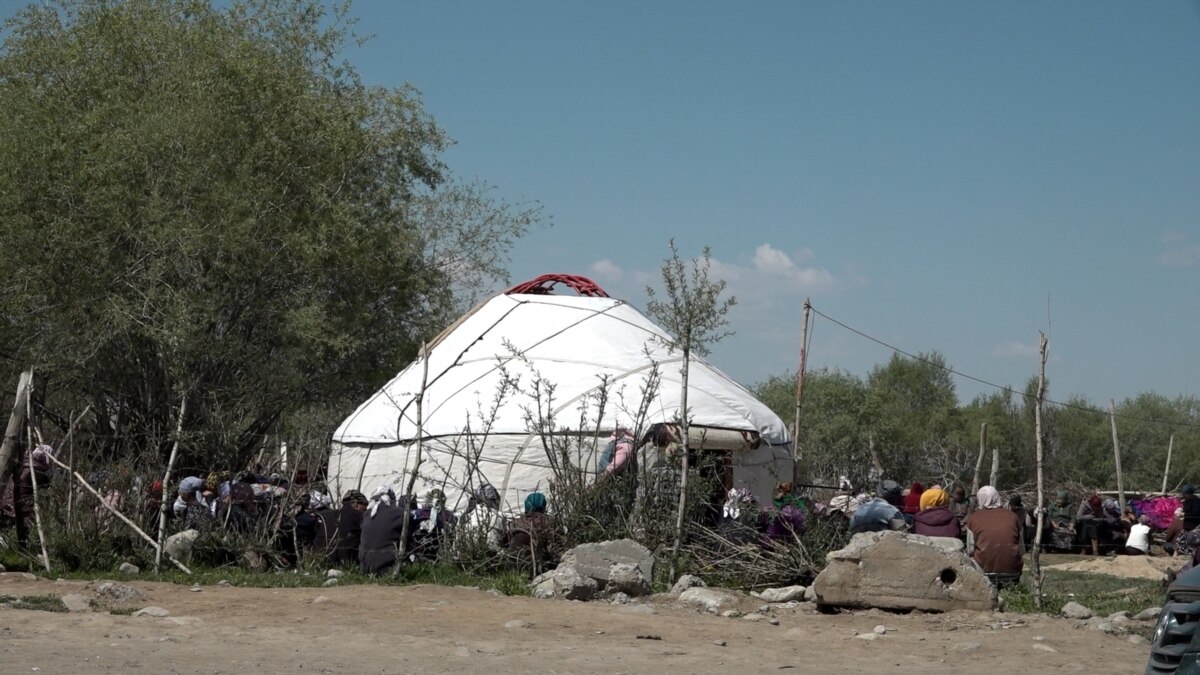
[1031, 331, 1049, 608]
[0, 370, 33, 504]
[43, 449, 191, 574]
[1162, 435, 1175, 495]
[26, 377, 51, 572]
[1110, 399, 1126, 513]
[66, 408, 75, 532]
[394, 342, 430, 576]
[155, 393, 188, 574]
[990, 446, 1000, 488]
[972, 422, 987, 495]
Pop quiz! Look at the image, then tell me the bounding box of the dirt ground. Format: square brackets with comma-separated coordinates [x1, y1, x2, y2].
[1046, 554, 1177, 581]
[0, 572, 1149, 675]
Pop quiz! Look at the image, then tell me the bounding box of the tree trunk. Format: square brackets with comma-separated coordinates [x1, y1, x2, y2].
[26, 381, 51, 572]
[0, 371, 32, 505]
[1032, 331, 1049, 608]
[669, 346, 691, 582]
[156, 394, 188, 573]
[971, 423, 987, 495]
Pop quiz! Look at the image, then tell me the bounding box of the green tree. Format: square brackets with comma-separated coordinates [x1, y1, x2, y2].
[0, 0, 538, 465]
[645, 239, 735, 581]
[865, 352, 960, 479]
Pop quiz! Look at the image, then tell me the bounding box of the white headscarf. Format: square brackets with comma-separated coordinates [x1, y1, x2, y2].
[977, 485, 1002, 509]
[368, 485, 396, 518]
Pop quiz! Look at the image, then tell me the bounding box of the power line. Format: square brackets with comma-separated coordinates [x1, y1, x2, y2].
[808, 304, 1200, 430]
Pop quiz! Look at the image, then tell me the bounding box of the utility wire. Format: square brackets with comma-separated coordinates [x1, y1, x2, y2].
[808, 304, 1200, 430]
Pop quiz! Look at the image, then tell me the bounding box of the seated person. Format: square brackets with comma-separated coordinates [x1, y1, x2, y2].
[850, 494, 906, 534]
[912, 487, 960, 538]
[1125, 515, 1151, 555]
[1046, 490, 1076, 551]
[358, 486, 410, 575]
[504, 492, 552, 566]
[965, 486, 1023, 576]
[1075, 494, 1118, 556]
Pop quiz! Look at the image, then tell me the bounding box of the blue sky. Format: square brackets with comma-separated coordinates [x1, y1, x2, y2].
[4, 1, 1197, 403]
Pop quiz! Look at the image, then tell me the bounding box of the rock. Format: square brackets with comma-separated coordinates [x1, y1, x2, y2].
[0, 564, 6, 573]
[678, 587, 742, 612]
[189, 586, 202, 593]
[217, 580, 231, 587]
[118, 562, 140, 575]
[559, 539, 654, 591]
[856, 632, 883, 641]
[323, 579, 338, 587]
[713, 640, 727, 647]
[873, 625, 887, 635]
[1032, 643, 1057, 653]
[811, 532, 996, 613]
[758, 585, 806, 603]
[670, 574, 706, 596]
[1135, 607, 1163, 621]
[742, 613, 765, 622]
[530, 566, 598, 601]
[1096, 622, 1119, 634]
[133, 606, 171, 618]
[1106, 611, 1131, 622]
[61, 593, 91, 613]
[1128, 635, 1149, 646]
[1061, 602, 1094, 620]
[721, 610, 741, 618]
[166, 616, 202, 626]
[607, 562, 651, 597]
[768, 617, 780, 626]
[312, 596, 329, 604]
[7, 572, 39, 581]
[93, 581, 147, 604]
[504, 620, 531, 629]
[164, 530, 200, 565]
[758, 604, 772, 613]
[609, 592, 631, 605]
[955, 642, 982, 652]
[326, 569, 343, 579]
[803, 585, 816, 602]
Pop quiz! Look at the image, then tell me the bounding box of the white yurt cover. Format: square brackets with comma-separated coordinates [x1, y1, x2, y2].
[328, 291, 792, 512]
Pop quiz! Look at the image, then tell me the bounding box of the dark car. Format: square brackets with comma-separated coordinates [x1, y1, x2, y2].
[1148, 565, 1200, 673]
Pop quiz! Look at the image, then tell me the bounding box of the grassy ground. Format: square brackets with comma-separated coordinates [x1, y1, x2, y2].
[1000, 568, 1164, 617]
[0, 594, 68, 612]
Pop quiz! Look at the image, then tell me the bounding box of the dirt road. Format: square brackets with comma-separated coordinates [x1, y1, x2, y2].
[0, 572, 1147, 674]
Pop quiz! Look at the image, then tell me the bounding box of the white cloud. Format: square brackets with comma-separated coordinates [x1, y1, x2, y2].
[749, 243, 835, 289]
[589, 258, 623, 281]
[1159, 245, 1200, 268]
[993, 341, 1039, 358]
[1162, 231, 1190, 244]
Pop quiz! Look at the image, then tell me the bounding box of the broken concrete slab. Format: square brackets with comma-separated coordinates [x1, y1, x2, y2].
[559, 539, 654, 591]
[811, 531, 996, 613]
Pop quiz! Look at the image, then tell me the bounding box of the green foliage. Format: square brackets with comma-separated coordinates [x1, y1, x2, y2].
[645, 240, 737, 360]
[1001, 568, 1161, 621]
[0, 0, 538, 465]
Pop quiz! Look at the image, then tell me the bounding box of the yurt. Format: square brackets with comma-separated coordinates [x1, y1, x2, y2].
[328, 274, 792, 513]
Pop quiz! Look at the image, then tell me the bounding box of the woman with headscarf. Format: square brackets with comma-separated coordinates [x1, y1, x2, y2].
[964, 486, 1023, 575]
[358, 485, 410, 574]
[903, 482, 925, 515]
[505, 492, 552, 569]
[912, 487, 960, 538]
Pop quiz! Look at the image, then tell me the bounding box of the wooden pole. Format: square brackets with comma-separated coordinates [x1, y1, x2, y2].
[155, 393, 188, 574]
[0, 370, 33, 504]
[1110, 399, 1126, 513]
[1031, 331, 1049, 607]
[990, 447, 1000, 488]
[42, 447, 191, 574]
[1163, 435, 1175, 495]
[972, 422, 987, 495]
[25, 376, 51, 572]
[792, 298, 811, 482]
[394, 342, 429, 575]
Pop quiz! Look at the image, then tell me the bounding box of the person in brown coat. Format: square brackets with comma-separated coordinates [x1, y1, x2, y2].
[965, 486, 1023, 575]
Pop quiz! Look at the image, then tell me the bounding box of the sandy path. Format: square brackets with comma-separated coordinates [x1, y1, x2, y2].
[0, 572, 1148, 674]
